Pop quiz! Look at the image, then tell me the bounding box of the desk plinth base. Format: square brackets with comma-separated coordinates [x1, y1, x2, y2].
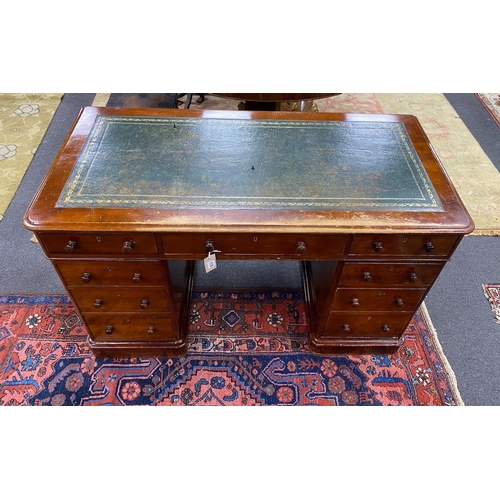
[308, 334, 403, 356]
[87, 337, 188, 358]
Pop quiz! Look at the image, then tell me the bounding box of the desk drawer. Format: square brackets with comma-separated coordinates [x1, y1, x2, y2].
[161, 233, 348, 258]
[339, 262, 444, 288]
[84, 313, 176, 342]
[55, 260, 166, 286]
[348, 234, 459, 257]
[331, 288, 426, 312]
[321, 312, 412, 339]
[70, 287, 170, 313]
[39, 232, 158, 257]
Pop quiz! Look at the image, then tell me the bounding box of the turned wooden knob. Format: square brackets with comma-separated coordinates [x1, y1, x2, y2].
[65, 240, 77, 253]
[395, 299, 404, 308]
[122, 240, 134, 253]
[205, 240, 215, 253]
[382, 324, 390, 332]
[296, 241, 307, 253]
[81, 272, 92, 283]
[94, 299, 103, 308]
[351, 298, 360, 307]
[140, 299, 149, 309]
[408, 272, 418, 282]
[343, 324, 350, 332]
[373, 241, 383, 253]
[424, 242, 434, 253]
[148, 326, 155, 334]
[362, 272, 372, 282]
[106, 326, 113, 335]
[132, 273, 142, 283]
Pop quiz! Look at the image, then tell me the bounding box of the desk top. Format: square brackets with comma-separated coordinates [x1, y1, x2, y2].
[24, 106, 474, 234]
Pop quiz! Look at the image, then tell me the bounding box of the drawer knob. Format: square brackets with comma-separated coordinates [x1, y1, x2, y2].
[122, 240, 134, 253]
[106, 326, 113, 335]
[395, 299, 404, 308]
[81, 272, 92, 283]
[94, 299, 103, 308]
[132, 273, 142, 283]
[343, 324, 350, 332]
[140, 299, 149, 309]
[362, 272, 372, 282]
[148, 326, 155, 334]
[424, 242, 434, 253]
[65, 240, 77, 253]
[382, 324, 390, 332]
[351, 298, 360, 307]
[205, 240, 215, 253]
[296, 241, 307, 253]
[373, 241, 383, 253]
[408, 272, 418, 282]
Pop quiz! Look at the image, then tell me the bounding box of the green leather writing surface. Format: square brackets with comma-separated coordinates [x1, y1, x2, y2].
[56, 116, 443, 211]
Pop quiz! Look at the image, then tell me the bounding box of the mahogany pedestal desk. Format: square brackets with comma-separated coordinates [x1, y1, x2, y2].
[23, 106, 474, 358]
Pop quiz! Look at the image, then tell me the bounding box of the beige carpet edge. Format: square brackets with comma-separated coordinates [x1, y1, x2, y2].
[92, 94, 110, 107]
[470, 230, 500, 236]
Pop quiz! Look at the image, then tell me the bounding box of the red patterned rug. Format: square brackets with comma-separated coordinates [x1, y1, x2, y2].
[483, 284, 500, 325]
[0, 291, 462, 406]
[476, 93, 500, 127]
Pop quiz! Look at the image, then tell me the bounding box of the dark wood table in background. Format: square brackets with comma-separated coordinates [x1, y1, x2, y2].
[210, 93, 341, 111]
[24, 106, 474, 358]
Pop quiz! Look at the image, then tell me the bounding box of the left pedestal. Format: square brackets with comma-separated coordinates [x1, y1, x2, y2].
[34, 231, 194, 358]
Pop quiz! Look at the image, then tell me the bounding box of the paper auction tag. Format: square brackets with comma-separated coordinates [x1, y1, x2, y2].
[204, 252, 218, 273]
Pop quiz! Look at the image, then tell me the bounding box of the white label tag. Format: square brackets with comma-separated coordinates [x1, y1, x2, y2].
[204, 253, 217, 273]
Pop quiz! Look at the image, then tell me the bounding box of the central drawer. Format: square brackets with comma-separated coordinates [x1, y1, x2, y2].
[70, 287, 170, 313]
[161, 233, 348, 258]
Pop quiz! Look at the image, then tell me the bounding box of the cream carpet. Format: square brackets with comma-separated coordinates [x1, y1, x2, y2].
[92, 93, 500, 235]
[0, 93, 63, 221]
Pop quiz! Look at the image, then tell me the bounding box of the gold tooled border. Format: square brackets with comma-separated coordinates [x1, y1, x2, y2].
[57, 115, 443, 211]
